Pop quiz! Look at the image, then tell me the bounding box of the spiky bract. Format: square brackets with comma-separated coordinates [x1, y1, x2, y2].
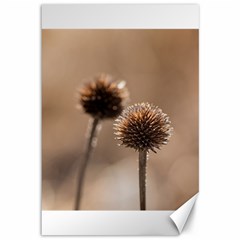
[114, 103, 172, 153]
[78, 74, 128, 119]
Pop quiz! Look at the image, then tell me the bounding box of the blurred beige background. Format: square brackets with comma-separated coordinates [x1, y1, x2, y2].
[42, 29, 198, 210]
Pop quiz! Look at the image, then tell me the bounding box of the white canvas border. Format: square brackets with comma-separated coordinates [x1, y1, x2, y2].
[42, 211, 177, 236]
[41, 4, 199, 29]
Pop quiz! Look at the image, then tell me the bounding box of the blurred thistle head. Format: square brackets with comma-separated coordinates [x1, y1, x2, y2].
[114, 103, 173, 153]
[78, 73, 129, 119]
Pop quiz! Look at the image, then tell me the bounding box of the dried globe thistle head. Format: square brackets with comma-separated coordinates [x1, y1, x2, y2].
[114, 103, 173, 153]
[78, 73, 129, 119]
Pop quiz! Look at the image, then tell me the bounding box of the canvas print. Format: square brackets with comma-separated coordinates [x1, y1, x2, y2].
[42, 29, 198, 211]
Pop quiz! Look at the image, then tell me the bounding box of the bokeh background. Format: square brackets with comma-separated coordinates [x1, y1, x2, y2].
[42, 29, 198, 210]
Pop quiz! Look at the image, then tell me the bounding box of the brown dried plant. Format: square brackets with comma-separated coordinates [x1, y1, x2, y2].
[114, 103, 173, 210]
[74, 73, 129, 210]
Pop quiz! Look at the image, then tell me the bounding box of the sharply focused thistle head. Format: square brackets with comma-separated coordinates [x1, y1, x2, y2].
[78, 74, 129, 119]
[114, 103, 173, 153]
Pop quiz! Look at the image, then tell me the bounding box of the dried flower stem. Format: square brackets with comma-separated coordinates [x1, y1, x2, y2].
[74, 117, 100, 210]
[139, 150, 147, 210]
[114, 103, 173, 210]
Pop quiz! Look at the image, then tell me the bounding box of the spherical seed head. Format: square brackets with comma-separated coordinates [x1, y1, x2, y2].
[78, 74, 129, 119]
[114, 103, 173, 153]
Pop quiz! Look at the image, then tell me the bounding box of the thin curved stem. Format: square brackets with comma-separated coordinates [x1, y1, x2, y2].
[74, 117, 100, 210]
[139, 150, 147, 210]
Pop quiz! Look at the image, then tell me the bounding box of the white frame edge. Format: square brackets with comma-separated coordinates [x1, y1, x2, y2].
[41, 4, 199, 29]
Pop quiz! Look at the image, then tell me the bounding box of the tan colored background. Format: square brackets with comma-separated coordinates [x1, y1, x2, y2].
[42, 30, 198, 210]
